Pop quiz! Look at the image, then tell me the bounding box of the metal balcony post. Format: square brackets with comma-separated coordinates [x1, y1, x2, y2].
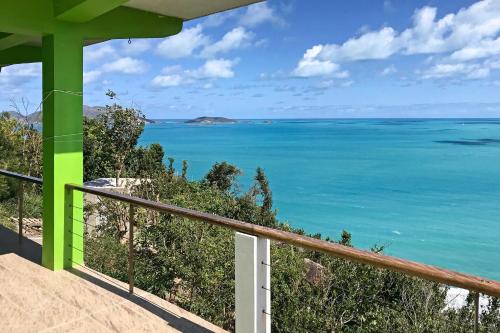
[18, 182, 24, 243]
[474, 292, 480, 333]
[128, 204, 135, 294]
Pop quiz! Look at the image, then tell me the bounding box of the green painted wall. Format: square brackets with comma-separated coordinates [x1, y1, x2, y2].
[55, 0, 128, 23]
[42, 25, 84, 270]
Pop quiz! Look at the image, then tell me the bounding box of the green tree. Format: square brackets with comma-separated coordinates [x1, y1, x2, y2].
[107, 105, 145, 186]
[83, 103, 145, 183]
[182, 160, 188, 180]
[0, 113, 42, 199]
[252, 167, 275, 225]
[204, 162, 242, 192]
[167, 157, 175, 178]
[128, 143, 166, 178]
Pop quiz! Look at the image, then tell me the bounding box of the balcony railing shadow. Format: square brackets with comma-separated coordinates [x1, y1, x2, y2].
[68, 264, 218, 333]
[0, 224, 41, 264]
[0, 224, 219, 332]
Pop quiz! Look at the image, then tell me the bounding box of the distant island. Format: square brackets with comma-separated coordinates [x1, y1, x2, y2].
[185, 116, 237, 124]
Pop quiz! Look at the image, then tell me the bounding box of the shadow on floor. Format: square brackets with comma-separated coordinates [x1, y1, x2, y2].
[70, 266, 217, 333]
[0, 225, 217, 333]
[0, 225, 42, 264]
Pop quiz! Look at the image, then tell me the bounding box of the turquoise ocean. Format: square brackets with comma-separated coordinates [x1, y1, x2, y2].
[139, 119, 500, 280]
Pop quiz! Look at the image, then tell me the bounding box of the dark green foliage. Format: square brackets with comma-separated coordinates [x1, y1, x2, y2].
[167, 157, 175, 178]
[105, 89, 117, 100]
[128, 143, 166, 178]
[0, 113, 42, 199]
[85, 233, 129, 282]
[204, 162, 242, 192]
[250, 167, 276, 227]
[481, 297, 500, 332]
[0, 114, 42, 222]
[254, 167, 272, 213]
[182, 160, 188, 180]
[83, 104, 164, 182]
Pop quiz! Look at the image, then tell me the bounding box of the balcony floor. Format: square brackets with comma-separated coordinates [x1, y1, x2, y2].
[0, 225, 226, 333]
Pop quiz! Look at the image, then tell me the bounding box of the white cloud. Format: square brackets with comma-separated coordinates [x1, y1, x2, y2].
[320, 27, 400, 62]
[189, 58, 238, 79]
[467, 67, 490, 79]
[161, 65, 183, 75]
[83, 70, 102, 84]
[84, 44, 115, 62]
[450, 37, 500, 61]
[334, 70, 350, 79]
[102, 57, 148, 74]
[255, 38, 268, 47]
[292, 45, 339, 77]
[341, 80, 355, 87]
[487, 58, 500, 69]
[381, 65, 398, 75]
[201, 11, 237, 28]
[294, 0, 500, 81]
[401, 1, 500, 56]
[157, 25, 256, 59]
[0, 63, 41, 78]
[292, 28, 399, 77]
[316, 79, 354, 89]
[201, 27, 253, 58]
[419, 62, 491, 80]
[420, 63, 471, 79]
[156, 25, 208, 59]
[122, 39, 152, 55]
[151, 74, 184, 87]
[419, 53, 500, 81]
[0, 64, 41, 94]
[384, 0, 394, 13]
[151, 58, 238, 88]
[239, 3, 283, 27]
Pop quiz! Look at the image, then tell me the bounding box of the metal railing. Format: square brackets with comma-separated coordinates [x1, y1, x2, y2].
[0, 169, 42, 242]
[1, 169, 497, 332]
[65, 182, 498, 332]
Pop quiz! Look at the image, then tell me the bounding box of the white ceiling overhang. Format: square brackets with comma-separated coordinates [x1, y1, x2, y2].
[125, 0, 263, 21]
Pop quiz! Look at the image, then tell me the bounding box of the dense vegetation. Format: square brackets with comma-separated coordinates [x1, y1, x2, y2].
[0, 112, 42, 225]
[1, 100, 499, 332]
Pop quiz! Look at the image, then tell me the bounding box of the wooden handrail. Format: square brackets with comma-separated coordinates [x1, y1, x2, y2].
[0, 169, 43, 185]
[67, 182, 500, 298]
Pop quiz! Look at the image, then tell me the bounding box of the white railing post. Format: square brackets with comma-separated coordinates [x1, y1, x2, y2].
[235, 232, 271, 333]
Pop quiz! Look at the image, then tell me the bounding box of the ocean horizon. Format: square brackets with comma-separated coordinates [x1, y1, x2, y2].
[151, 117, 500, 121]
[138, 118, 500, 280]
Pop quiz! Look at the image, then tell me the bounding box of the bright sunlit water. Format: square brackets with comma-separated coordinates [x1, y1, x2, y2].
[139, 119, 500, 279]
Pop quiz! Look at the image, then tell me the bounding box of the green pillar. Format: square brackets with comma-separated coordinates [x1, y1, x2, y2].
[42, 24, 84, 270]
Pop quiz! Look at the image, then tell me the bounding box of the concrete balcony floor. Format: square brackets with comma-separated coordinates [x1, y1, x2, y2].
[0, 225, 226, 333]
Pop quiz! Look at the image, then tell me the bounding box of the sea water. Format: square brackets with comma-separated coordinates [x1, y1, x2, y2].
[138, 119, 500, 280]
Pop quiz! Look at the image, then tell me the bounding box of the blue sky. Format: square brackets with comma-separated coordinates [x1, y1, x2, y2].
[1, 0, 500, 118]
